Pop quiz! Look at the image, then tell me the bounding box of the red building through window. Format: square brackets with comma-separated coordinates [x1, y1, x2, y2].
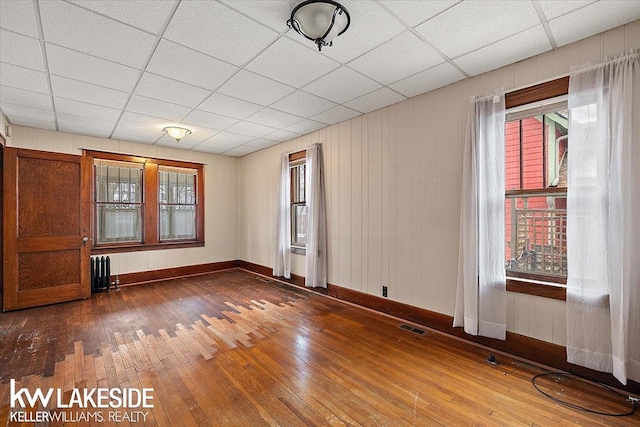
[505, 112, 568, 281]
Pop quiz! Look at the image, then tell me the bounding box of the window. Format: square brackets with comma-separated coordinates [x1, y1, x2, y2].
[95, 160, 143, 244]
[504, 103, 568, 284]
[159, 166, 197, 241]
[86, 150, 204, 253]
[290, 158, 307, 248]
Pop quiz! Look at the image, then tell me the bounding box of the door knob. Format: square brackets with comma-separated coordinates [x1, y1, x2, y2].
[82, 236, 89, 245]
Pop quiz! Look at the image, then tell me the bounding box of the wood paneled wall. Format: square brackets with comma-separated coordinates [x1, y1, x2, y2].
[7, 128, 239, 277]
[238, 20, 640, 349]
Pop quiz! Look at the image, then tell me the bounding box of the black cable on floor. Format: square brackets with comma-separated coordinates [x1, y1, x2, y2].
[532, 372, 638, 417]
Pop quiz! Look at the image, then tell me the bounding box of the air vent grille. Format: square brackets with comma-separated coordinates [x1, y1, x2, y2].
[399, 324, 426, 335]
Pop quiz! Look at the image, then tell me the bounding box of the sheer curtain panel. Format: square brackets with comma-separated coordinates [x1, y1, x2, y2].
[305, 144, 327, 288]
[273, 154, 291, 279]
[453, 92, 507, 340]
[567, 50, 640, 385]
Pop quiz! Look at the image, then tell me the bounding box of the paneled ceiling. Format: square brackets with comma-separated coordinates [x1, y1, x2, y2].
[1, 0, 639, 156]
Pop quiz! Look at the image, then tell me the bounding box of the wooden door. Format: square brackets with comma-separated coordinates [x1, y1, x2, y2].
[3, 148, 91, 311]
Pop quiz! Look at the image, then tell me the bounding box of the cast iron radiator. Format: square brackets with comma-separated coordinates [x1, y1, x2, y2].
[91, 256, 116, 292]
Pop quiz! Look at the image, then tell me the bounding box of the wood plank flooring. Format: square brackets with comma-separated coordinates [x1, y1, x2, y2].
[0, 269, 638, 426]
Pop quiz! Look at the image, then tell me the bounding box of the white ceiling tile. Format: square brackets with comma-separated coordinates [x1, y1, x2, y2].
[1, 86, 51, 110]
[247, 108, 302, 129]
[68, 0, 176, 34]
[113, 112, 165, 143]
[54, 97, 121, 122]
[454, 25, 551, 76]
[57, 112, 115, 133]
[247, 138, 282, 149]
[6, 117, 56, 130]
[58, 123, 111, 139]
[163, 0, 278, 66]
[195, 131, 255, 152]
[1, 103, 55, 123]
[198, 93, 263, 120]
[223, 145, 259, 157]
[348, 31, 444, 85]
[0, 30, 44, 71]
[126, 94, 191, 122]
[146, 39, 238, 90]
[0, 63, 50, 94]
[118, 111, 165, 130]
[345, 87, 406, 114]
[270, 90, 336, 117]
[50, 75, 128, 109]
[0, 0, 39, 37]
[302, 66, 381, 104]
[285, 119, 328, 134]
[46, 44, 139, 92]
[415, 1, 540, 58]
[220, 0, 295, 33]
[390, 62, 466, 98]
[111, 130, 157, 145]
[134, 73, 211, 108]
[155, 134, 201, 149]
[538, 1, 597, 20]
[182, 109, 238, 130]
[380, 0, 460, 27]
[217, 70, 295, 106]
[226, 121, 277, 138]
[263, 129, 300, 142]
[38, 0, 156, 68]
[246, 37, 339, 88]
[310, 105, 361, 125]
[548, 1, 640, 47]
[304, 0, 406, 64]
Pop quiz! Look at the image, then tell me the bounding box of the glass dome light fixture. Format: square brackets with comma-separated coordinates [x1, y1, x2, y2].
[162, 126, 191, 143]
[287, 0, 350, 51]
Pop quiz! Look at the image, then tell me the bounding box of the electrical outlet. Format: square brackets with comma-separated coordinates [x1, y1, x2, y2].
[382, 285, 388, 297]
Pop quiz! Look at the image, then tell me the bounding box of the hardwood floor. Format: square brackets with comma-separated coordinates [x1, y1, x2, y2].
[0, 269, 638, 426]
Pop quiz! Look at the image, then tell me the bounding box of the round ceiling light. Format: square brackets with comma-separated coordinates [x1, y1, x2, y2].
[287, 0, 350, 51]
[162, 126, 192, 143]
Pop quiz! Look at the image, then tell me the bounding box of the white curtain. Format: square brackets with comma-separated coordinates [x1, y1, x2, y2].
[567, 50, 640, 385]
[453, 92, 507, 340]
[273, 154, 291, 279]
[305, 144, 328, 288]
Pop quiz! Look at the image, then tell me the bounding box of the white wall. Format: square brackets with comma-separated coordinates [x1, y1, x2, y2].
[238, 20, 640, 347]
[7, 126, 239, 275]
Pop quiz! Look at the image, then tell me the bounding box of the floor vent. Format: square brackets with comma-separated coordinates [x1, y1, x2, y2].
[399, 324, 426, 335]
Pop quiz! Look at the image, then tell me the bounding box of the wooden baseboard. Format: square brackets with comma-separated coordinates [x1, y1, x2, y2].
[237, 260, 640, 395]
[110, 260, 240, 286]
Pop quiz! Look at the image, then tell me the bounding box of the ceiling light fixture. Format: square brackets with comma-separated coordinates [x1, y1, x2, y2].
[287, 0, 350, 51]
[162, 126, 191, 143]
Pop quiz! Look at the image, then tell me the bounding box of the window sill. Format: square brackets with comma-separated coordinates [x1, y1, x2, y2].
[506, 277, 566, 301]
[291, 246, 306, 255]
[92, 240, 204, 255]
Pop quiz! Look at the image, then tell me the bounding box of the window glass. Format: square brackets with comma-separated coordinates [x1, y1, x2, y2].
[290, 162, 307, 247]
[95, 160, 143, 244]
[505, 108, 568, 281]
[159, 166, 197, 241]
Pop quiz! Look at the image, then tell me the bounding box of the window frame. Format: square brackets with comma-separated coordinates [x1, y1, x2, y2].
[503, 77, 569, 301]
[289, 150, 307, 255]
[85, 150, 204, 254]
